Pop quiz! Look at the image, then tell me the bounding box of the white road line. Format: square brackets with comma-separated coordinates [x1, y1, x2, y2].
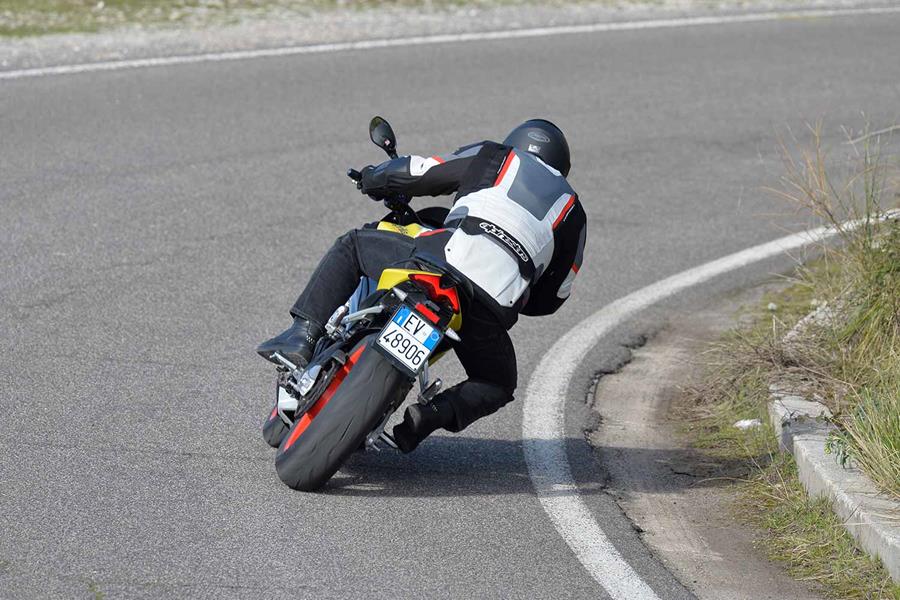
[3, 5, 900, 81]
[521, 211, 899, 600]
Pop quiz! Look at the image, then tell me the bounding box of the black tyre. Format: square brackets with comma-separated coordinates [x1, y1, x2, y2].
[262, 406, 290, 448]
[274, 335, 411, 491]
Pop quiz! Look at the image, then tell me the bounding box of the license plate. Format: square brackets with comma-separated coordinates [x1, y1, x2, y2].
[376, 305, 442, 374]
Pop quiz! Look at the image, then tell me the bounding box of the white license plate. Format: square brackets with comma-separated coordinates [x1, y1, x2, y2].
[376, 305, 442, 374]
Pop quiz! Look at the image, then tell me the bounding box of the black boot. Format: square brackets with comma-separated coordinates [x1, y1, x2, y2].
[257, 317, 324, 368]
[392, 397, 456, 454]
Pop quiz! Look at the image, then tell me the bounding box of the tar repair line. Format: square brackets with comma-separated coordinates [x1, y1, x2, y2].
[521, 211, 900, 600]
[2, 6, 900, 81]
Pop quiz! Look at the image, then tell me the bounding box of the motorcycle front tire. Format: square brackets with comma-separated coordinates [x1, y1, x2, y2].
[262, 407, 289, 448]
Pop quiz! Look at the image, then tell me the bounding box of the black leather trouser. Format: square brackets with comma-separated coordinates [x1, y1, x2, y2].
[439, 302, 516, 431]
[291, 227, 419, 326]
[291, 227, 517, 431]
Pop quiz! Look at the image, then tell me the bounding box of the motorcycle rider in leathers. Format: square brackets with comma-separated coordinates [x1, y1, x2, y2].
[258, 119, 587, 453]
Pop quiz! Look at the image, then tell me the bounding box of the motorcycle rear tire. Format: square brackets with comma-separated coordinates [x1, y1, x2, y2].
[274, 335, 411, 491]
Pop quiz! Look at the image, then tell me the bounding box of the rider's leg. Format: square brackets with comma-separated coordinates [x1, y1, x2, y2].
[291, 228, 417, 324]
[258, 227, 416, 365]
[392, 303, 516, 452]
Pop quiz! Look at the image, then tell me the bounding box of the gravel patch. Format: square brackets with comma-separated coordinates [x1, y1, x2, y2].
[1, 0, 893, 71]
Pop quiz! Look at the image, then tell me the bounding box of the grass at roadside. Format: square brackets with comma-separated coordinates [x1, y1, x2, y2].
[678, 127, 899, 599]
[678, 277, 900, 600]
[0, 0, 340, 37]
[0, 0, 568, 37]
[771, 127, 899, 499]
[745, 453, 900, 600]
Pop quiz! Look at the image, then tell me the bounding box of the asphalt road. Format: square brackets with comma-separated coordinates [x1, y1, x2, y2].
[2, 10, 900, 599]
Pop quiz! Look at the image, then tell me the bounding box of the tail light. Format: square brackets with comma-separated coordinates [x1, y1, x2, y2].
[408, 273, 461, 313]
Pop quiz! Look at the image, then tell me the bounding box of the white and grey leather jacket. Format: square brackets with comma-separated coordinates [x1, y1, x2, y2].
[361, 141, 587, 328]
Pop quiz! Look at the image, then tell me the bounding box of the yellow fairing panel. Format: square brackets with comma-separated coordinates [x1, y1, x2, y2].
[376, 221, 428, 238]
[376, 268, 463, 332]
[376, 268, 438, 291]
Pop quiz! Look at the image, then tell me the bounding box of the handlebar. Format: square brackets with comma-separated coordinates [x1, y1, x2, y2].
[346, 166, 423, 226]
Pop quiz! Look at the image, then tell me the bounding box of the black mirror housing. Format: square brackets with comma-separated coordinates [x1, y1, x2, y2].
[369, 116, 398, 158]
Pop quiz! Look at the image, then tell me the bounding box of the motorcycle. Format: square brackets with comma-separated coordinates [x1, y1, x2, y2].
[261, 117, 472, 491]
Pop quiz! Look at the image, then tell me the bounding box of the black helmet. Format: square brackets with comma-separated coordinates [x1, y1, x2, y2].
[503, 119, 570, 177]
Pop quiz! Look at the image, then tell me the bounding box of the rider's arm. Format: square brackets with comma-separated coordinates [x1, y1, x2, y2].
[520, 195, 586, 317]
[360, 143, 484, 198]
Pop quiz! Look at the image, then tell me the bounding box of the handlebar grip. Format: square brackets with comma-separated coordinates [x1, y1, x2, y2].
[347, 168, 362, 182]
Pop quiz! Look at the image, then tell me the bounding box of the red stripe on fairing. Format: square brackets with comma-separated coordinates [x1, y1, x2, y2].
[269, 406, 278, 421]
[417, 228, 446, 237]
[430, 155, 446, 164]
[553, 195, 576, 229]
[572, 263, 580, 274]
[282, 345, 366, 451]
[493, 151, 515, 186]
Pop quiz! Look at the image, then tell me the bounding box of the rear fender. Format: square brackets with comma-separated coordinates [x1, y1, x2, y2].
[376, 268, 463, 332]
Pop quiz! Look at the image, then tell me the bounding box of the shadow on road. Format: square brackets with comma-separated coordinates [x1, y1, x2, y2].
[314, 434, 755, 498]
[324, 435, 541, 498]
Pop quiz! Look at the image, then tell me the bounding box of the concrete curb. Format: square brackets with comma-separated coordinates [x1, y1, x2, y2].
[767, 354, 900, 582]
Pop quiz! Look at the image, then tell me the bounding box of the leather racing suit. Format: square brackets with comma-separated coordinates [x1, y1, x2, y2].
[290, 140, 587, 438]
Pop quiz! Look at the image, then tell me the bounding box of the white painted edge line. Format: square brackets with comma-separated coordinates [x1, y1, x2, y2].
[3, 5, 900, 81]
[521, 210, 899, 600]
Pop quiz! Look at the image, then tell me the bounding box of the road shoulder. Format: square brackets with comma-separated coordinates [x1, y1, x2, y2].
[588, 283, 825, 600]
[2, 0, 894, 72]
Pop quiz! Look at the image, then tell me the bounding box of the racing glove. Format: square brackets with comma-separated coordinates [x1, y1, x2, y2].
[358, 165, 387, 200]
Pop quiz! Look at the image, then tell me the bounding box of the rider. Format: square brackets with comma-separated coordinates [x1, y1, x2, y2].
[258, 119, 587, 453]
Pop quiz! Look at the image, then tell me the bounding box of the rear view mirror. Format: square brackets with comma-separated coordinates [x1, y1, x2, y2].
[369, 116, 398, 159]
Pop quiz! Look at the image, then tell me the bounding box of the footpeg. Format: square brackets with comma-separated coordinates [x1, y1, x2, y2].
[364, 410, 397, 452]
[365, 430, 400, 452]
[417, 378, 442, 405]
[271, 351, 298, 371]
[378, 432, 399, 449]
